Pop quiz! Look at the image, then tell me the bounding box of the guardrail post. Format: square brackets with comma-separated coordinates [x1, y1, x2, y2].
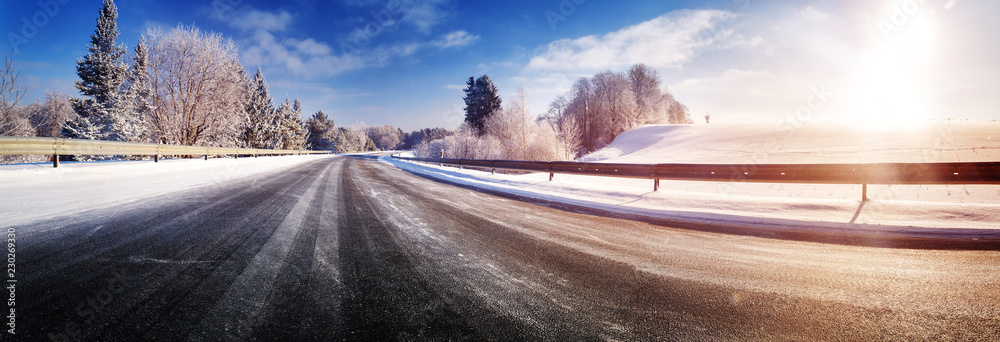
[154, 154, 159, 163]
[862, 184, 868, 202]
[53, 154, 59, 168]
[654, 178, 660, 191]
[549, 172, 554, 181]
[204, 155, 208, 161]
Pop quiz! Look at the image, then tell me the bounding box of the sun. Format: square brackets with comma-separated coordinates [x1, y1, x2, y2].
[843, 7, 937, 127]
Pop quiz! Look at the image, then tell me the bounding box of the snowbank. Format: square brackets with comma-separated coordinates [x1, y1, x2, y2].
[0, 155, 336, 227]
[385, 121, 1000, 231]
[579, 121, 1000, 163]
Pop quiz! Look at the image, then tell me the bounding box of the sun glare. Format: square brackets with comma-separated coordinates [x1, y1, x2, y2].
[844, 5, 937, 127]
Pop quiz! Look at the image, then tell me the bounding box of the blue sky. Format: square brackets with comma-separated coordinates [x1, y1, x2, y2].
[3, 0, 998, 131]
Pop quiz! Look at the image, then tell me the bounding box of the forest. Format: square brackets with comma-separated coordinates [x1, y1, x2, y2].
[2, 0, 692, 164]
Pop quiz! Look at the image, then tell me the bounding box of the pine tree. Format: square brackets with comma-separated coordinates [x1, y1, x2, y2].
[112, 39, 155, 143]
[305, 110, 335, 150]
[463, 74, 502, 135]
[64, 0, 128, 141]
[276, 97, 306, 150]
[237, 67, 279, 148]
[276, 98, 292, 148]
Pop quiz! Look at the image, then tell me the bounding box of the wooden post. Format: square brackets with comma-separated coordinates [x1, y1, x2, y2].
[53, 154, 59, 168]
[154, 154, 159, 163]
[549, 172, 554, 181]
[654, 178, 660, 191]
[862, 184, 868, 202]
[204, 155, 208, 161]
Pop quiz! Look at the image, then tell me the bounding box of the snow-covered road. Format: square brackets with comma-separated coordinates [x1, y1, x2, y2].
[9, 154, 999, 340]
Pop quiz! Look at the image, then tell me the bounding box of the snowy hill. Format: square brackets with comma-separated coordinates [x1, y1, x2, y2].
[388, 120, 1000, 230]
[579, 121, 1000, 164]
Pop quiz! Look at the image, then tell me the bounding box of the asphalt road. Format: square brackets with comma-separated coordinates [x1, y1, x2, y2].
[14, 155, 1000, 341]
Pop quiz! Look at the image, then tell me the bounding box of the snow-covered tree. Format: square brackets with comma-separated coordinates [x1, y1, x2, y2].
[424, 85, 568, 161]
[31, 91, 77, 137]
[552, 64, 692, 154]
[276, 97, 307, 150]
[113, 38, 156, 143]
[1, 54, 30, 137]
[144, 25, 246, 146]
[332, 126, 376, 152]
[567, 77, 596, 152]
[402, 127, 450, 149]
[592, 70, 637, 146]
[64, 0, 129, 141]
[628, 64, 661, 125]
[305, 110, 335, 150]
[238, 67, 279, 149]
[366, 125, 404, 150]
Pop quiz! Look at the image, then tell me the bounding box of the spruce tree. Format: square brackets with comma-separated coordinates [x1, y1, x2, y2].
[238, 67, 279, 148]
[64, 0, 128, 141]
[276, 97, 306, 150]
[306, 110, 335, 150]
[114, 39, 155, 143]
[462, 74, 501, 135]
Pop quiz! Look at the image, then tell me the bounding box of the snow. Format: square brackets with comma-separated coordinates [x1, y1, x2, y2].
[580, 121, 1000, 163]
[384, 121, 1000, 231]
[0, 155, 336, 227]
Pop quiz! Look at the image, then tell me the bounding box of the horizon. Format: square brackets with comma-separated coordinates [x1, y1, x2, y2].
[3, 0, 998, 131]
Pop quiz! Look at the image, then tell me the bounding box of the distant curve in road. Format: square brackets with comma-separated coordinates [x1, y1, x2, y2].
[15, 155, 1000, 341]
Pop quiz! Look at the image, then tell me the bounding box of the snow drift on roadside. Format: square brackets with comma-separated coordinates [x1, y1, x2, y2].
[0, 155, 336, 227]
[385, 121, 1000, 231]
[579, 121, 1000, 164]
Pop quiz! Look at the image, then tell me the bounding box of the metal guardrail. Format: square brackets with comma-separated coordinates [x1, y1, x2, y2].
[391, 155, 1000, 201]
[0, 136, 329, 167]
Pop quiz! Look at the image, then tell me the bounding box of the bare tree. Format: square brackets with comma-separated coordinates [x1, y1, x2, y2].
[628, 63, 662, 124]
[1, 54, 30, 136]
[144, 25, 246, 146]
[567, 77, 595, 151]
[591, 70, 636, 146]
[366, 125, 404, 150]
[31, 91, 77, 137]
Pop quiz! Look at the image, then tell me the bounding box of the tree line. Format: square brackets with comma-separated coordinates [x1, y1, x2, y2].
[0, 0, 448, 163]
[415, 64, 693, 161]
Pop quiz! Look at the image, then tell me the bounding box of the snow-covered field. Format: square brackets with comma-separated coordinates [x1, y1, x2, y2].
[0, 155, 335, 227]
[385, 121, 1000, 231]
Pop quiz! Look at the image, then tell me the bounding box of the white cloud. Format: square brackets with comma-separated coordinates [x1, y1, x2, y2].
[285, 38, 333, 56]
[226, 9, 294, 31]
[399, 0, 449, 33]
[432, 30, 479, 48]
[527, 10, 741, 71]
[343, 0, 448, 34]
[443, 84, 465, 90]
[242, 30, 366, 78]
